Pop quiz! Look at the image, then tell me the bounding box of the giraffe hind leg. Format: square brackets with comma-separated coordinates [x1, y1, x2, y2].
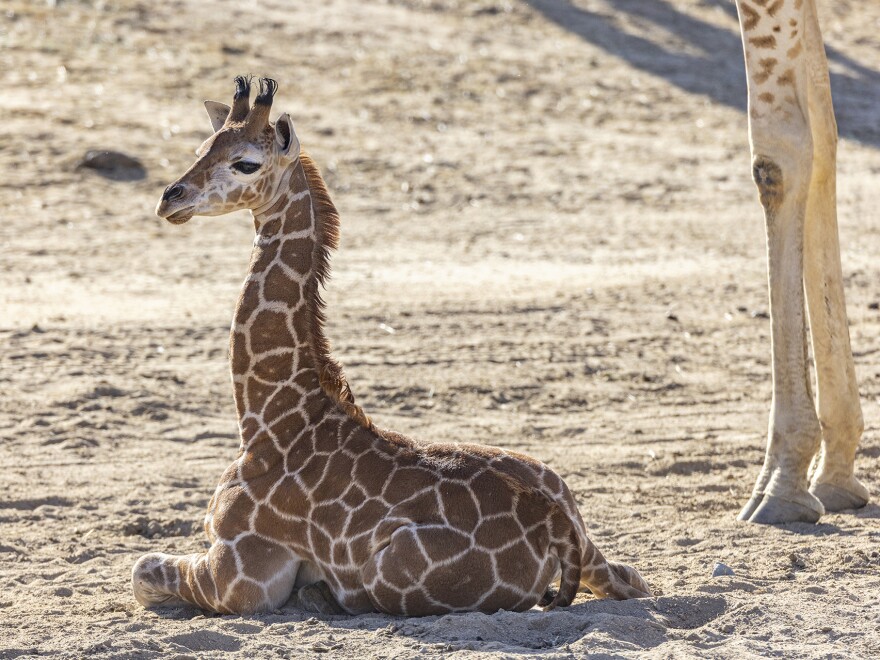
[297, 580, 346, 615]
[537, 586, 557, 608]
[798, 0, 868, 513]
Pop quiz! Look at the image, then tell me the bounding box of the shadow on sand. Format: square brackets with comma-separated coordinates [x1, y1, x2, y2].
[527, 0, 880, 147]
[151, 593, 729, 655]
[319, 593, 727, 654]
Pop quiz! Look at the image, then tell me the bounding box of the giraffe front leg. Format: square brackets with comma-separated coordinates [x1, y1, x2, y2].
[737, 148, 824, 525]
[734, 0, 825, 524]
[132, 536, 300, 614]
[736, 148, 825, 523]
[799, 0, 869, 513]
[132, 552, 198, 608]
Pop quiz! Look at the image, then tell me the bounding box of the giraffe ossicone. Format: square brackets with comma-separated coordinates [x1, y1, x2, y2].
[133, 76, 650, 616]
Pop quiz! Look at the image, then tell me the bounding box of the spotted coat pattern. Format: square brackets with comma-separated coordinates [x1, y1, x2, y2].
[133, 79, 651, 615]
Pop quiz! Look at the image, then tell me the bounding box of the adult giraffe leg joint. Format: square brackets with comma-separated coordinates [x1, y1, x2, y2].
[752, 155, 785, 216]
[810, 409, 870, 511]
[808, 388, 869, 512]
[739, 412, 825, 524]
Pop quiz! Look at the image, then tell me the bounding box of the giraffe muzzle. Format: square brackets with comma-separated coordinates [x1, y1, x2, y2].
[156, 183, 195, 224]
[163, 207, 196, 224]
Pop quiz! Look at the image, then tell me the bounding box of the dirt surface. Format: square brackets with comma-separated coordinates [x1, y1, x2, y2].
[2, 0, 880, 657]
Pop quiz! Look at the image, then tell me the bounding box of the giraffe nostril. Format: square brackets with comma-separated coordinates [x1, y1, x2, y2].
[162, 183, 185, 202]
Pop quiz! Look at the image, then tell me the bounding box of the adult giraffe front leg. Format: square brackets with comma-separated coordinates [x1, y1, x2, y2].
[735, 0, 827, 524]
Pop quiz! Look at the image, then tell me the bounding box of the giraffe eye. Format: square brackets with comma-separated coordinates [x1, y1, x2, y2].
[231, 161, 261, 174]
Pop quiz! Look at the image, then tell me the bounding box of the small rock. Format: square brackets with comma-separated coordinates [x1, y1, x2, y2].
[76, 150, 146, 181]
[712, 562, 735, 577]
[54, 587, 73, 597]
[220, 44, 247, 56]
[750, 309, 770, 319]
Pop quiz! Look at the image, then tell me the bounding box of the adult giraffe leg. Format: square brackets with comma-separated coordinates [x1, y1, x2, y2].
[735, 0, 824, 524]
[799, 0, 869, 512]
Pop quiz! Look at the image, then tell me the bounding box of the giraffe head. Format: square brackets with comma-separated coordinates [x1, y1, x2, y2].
[156, 76, 300, 224]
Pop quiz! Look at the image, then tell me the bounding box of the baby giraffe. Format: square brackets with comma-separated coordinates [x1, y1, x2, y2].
[133, 77, 650, 616]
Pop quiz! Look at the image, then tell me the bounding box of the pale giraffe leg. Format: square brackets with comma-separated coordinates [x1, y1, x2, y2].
[799, 0, 869, 512]
[132, 539, 300, 614]
[735, 0, 824, 524]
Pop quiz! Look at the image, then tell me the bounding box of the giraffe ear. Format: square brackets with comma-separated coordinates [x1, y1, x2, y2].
[204, 101, 231, 133]
[274, 113, 300, 157]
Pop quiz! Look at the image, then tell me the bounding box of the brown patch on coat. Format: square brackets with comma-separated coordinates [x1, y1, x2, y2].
[749, 35, 776, 49]
[379, 529, 429, 589]
[739, 3, 759, 31]
[777, 69, 795, 87]
[421, 549, 494, 609]
[239, 535, 290, 583]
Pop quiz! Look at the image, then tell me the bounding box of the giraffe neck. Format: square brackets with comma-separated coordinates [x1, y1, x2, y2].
[230, 153, 368, 449]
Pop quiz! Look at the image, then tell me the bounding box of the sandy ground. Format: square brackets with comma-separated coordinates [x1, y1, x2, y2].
[2, 0, 880, 657]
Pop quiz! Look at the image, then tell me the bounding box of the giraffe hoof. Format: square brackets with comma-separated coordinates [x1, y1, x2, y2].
[736, 494, 764, 522]
[738, 493, 823, 525]
[810, 479, 869, 513]
[132, 553, 185, 608]
[297, 581, 345, 615]
[538, 587, 558, 607]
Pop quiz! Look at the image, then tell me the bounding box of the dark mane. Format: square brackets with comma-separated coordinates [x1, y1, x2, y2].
[299, 151, 373, 430]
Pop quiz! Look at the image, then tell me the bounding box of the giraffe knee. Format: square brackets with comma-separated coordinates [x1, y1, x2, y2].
[752, 156, 785, 216]
[749, 120, 814, 222]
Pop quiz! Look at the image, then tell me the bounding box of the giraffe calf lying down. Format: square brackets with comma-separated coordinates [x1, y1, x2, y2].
[132, 77, 650, 616]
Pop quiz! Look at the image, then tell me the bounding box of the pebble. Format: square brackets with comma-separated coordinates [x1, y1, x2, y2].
[76, 150, 146, 181]
[712, 562, 735, 577]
